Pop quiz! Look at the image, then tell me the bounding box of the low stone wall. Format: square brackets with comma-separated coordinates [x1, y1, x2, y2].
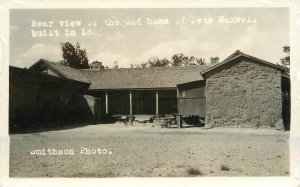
[205, 59, 282, 128]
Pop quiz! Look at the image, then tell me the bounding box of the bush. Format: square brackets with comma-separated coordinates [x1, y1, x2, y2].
[187, 168, 202, 176]
[221, 165, 230, 171]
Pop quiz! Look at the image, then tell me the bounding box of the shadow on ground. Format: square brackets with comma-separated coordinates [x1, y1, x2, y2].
[9, 121, 116, 134]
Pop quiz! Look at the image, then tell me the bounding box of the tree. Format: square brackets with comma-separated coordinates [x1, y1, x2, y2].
[195, 58, 206, 65]
[113, 60, 119, 69]
[130, 63, 147, 68]
[209, 57, 219, 65]
[144, 57, 171, 67]
[130, 54, 208, 68]
[130, 57, 162, 68]
[171, 54, 189, 66]
[60, 42, 90, 69]
[171, 54, 206, 66]
[91, 60, 106, 69]
[279, 45, 290, 73]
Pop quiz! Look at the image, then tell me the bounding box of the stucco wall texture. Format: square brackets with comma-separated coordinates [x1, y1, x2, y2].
[205, 59, 282, 128]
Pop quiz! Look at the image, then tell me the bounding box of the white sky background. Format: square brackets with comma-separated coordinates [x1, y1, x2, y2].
[9, 8, 289, 68]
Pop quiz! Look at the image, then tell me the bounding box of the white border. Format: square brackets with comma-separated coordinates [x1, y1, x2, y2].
[0, 0, 299, 186]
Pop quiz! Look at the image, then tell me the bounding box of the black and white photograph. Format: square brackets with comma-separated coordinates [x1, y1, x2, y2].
[8, 6, 292, 179]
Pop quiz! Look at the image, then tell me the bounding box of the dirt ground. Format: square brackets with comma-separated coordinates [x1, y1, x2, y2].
[9, 122, 289, 177]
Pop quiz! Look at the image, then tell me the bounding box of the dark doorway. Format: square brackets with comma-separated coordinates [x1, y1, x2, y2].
[109, 91, 130, 115]
[281, 76, 290, 130]
[158, 90, 177, 115]
[132, 90, 156, 114]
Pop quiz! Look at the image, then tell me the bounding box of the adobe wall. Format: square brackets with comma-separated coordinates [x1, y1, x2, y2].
[205, 60, 282, 128]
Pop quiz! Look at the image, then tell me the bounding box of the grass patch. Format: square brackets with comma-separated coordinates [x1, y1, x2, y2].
[220, 165, 230, 171]
[176, 164, 185, 168]
[68, 171, 116, 178]
[187, 168, 202, 176]
[44, 172, 53, 177]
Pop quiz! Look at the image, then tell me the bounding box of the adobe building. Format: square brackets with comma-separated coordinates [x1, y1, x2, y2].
[177, 50, 290, 129]
[80, 65, 209, 116]
[9, 50, 290, 131]
[9, 60, 98, 132]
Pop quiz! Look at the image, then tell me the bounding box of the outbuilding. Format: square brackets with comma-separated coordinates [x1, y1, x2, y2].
[9, 50, 290, 130]
[80, 65, 210, 117]
[177, 50, 290, 129]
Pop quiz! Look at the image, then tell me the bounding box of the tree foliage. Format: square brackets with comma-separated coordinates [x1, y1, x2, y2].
[147, 57, 171, 67]
[131, 63, 148, 68]
[60, 42, 90, 69]
[195, 57, 207, 65]
[91, 60, 107, 69]
[279, 45, 290, 73]
[209, 57, 219, 65]
[171, 54, 190, 66]
[113, 60, 119, 68]
[171, 54, 206, 66]
[131, 54, 209, 68]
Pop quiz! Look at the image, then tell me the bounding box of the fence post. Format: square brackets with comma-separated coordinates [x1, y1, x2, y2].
[176, 115, 182, 128]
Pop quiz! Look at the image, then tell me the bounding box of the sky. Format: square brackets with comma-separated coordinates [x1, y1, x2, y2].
[10, 8, 289, 68]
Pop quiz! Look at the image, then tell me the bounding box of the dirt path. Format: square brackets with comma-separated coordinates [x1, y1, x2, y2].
[9, 123, 289, 177]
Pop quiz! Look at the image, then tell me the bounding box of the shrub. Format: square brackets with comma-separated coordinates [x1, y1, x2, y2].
[187, 168, 202, 176]
[221, 165, 230, 171]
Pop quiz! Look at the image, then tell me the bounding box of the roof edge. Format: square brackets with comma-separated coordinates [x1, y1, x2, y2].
[176, 80, 205, 87]
[200, 51, 286, 76]
[88, 87, 178, 91]
[11, 64, 90, 86]
[29, 58, 91, 84]
[28, 59, 68, 79]
[80, 65, 211, 72]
